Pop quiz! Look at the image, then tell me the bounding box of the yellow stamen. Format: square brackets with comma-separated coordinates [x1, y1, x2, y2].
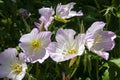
[31, 40, 41, 51]
[67, 49, 77, 54]
[11, 63, 22, 74]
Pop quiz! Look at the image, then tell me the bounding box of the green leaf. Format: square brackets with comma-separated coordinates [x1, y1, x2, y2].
[109, 58, 120, 68]
[108, 60, 120, 80]
[0, 0, 3, 3]
[102, 69, 109, 80]
[85, 77, 91, 80]
[117, 11, 120, 18]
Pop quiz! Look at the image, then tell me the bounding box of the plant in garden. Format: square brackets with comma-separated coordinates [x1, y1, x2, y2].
[0, 0, 119, 80]
[0, 48, 27, 80]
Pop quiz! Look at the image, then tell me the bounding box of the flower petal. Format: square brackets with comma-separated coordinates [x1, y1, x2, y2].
[92, 30, 116, 51]
[95, 51, 109, 60]
[34, 22, 41, 29]
[47, 42, 78, 62]
[75, 34, 85, 55]
[65, 10, 83, 19]
[56, 2, 76, 16]
[19, 43, 32, 56]
[0, 48, 18, 65]
[39, 7, 55, 19]
[39, 16, 54, 30]
[46, 42, 57, 54]
[19, 28, 39, 43]
[56, 28, 76, 43]
[86, 21, 106, 36]
[50, 53, 78, 62]
[56, 2, 83, 19]
[37, 31, 52, 46]
[0, 66, 10, 78]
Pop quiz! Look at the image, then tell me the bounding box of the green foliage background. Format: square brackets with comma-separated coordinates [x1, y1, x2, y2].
[0, 0, 120, 80]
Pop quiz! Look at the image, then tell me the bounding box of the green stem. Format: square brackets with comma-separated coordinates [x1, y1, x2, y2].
[105, 14, 111, 29]
[96, 59, 99, 80]
[22, 17, 30, 32]
[83, 50, 88, 73]
[77, 18, 84, 33]
[99, 62, 109, 71]
[80, 20, 84, 33]
[35, 62, 40, 79]
[26, 72, 37, 80]
[94, 0, 100, 9]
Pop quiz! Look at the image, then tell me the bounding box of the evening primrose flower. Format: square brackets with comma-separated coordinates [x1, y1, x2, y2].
[54, 2, 83, 23]
[85, 21, 116, 60]
[0, 48, 27, 80]
[19, 28, 52, 63]
[46, 28, 85, 62]
[34, 7, 55, 30]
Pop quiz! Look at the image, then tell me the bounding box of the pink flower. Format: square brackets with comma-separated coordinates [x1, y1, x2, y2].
[55, 2, 83, 19]
[46, 28, 85, 62]
[85, 21, 116, 60]
[19, 28, 52, 63]
[0, 48, 27, 80]
[34, 7, 54, 30]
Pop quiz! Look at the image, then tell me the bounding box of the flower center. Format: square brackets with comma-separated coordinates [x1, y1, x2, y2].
[11, 63, 22, 74]
[67, 49, 77, 54]
[31, 40, 41, 51]
[92, 32, 102, 48]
